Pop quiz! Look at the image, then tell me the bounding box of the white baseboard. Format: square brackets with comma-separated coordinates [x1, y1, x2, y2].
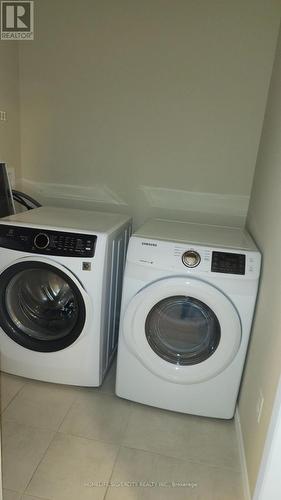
[235, 408, 251, 500]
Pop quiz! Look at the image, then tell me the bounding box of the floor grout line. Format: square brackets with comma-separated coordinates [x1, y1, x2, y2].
[21, 429, 57, 497]
[0, 373, 27, 414]
[20, 492, 51, 500]
[120, 443, 242, 473]
[55, 388, 83, 433]
[103, 445, 122, 500]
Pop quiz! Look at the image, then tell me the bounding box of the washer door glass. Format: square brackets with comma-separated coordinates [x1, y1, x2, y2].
[145, 295, 221, 366]
[0, 261, 86, 352]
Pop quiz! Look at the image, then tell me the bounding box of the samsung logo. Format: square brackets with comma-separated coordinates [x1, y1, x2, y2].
[142, 242, 157, 247]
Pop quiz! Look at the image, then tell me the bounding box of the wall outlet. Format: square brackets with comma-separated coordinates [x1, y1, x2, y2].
[7, 166, 16, 188]
[0, 111, 7, 121]
[256, 390, 264, 424]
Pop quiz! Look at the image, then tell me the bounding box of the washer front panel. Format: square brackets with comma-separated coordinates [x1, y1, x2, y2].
[122, 276, 241, 384]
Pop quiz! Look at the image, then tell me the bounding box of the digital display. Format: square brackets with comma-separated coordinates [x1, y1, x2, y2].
[211, 251, 246, 275]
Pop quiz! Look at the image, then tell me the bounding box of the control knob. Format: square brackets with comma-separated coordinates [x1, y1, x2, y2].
[182, 250, 201, 268]
[34, 232, 50, 250]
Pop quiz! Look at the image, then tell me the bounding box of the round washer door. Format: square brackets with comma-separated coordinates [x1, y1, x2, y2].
[123, 276, 241, 384]
[0, 258, 88, 352]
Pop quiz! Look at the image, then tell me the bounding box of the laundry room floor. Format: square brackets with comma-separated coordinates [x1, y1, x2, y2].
[0, 362, 244, 500]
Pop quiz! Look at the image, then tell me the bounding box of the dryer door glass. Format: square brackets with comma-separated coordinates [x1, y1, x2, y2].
[145, 295, 221, 365]
[0, 261, 86, 352]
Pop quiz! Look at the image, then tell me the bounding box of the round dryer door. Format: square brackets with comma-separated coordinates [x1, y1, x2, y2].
[0, 260, 87, 352]
[122, 277, 241, 384]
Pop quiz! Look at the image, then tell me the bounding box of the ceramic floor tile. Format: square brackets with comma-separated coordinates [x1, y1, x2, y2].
[60, 391, 132, 445]
[2, 379, 79, 431]
[2, 490, 21, 500]
[2, 421, 54, 493]
[0, 372, 26, 412]
[26, 432, 119, 500]
[123, 403, 239, 470]
[105, 447, 244, 500]
[1, 367, 242, 499]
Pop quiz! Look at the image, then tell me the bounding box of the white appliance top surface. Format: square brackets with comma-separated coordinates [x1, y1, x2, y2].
[1, 206, 131, 233]
[134, 218, 258, 251]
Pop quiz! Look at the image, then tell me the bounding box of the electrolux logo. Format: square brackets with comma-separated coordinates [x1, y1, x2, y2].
[1, 1, 34, 40]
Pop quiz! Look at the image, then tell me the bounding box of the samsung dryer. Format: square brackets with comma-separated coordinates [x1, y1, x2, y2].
[116, 218, 261, 418]
[0, 207, 131, 386]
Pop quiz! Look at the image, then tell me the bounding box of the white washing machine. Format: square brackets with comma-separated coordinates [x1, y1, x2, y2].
[116, 219, 261, 418]
[0, 206, 131, 386]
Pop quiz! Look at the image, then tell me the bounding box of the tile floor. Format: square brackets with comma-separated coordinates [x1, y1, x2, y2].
[0, 361, 244, 500]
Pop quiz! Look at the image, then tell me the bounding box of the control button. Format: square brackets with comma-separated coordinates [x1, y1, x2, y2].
[34, 232, 50, 250]
[182, 250, 201, 268]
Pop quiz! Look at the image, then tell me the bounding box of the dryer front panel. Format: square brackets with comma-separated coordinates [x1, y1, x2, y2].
[0, 260, 87, 352]
[122, 276, 242, 384]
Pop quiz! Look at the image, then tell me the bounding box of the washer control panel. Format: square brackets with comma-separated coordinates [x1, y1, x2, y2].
[0, 225, 97, 257]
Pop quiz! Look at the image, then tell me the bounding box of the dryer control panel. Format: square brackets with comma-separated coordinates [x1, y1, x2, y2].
[128, 236, 261, 279]
[0, 225, 97, 257]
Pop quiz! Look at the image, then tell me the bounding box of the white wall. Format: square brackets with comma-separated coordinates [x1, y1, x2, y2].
[238, 21, 281, 496]
[19, 0, 280, 226]
[0, 431, 2, 500]
[0, 41, 21, 179]
[253, 375, 281, 499]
